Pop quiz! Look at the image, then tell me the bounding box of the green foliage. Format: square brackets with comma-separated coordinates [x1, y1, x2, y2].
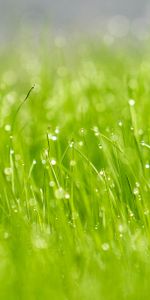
[0, 39, 150, 299]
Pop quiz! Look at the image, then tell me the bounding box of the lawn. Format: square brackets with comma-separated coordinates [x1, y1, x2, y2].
[0, 37, 150, 299]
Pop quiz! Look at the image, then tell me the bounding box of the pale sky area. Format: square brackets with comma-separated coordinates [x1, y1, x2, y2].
[0, 0, 150, 40]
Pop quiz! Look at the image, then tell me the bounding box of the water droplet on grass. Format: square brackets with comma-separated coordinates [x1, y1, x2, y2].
[49, 181, 55, 187]
[129, 211, 134, 218]
[93, 126, 100, 136]
[69, 141, 74, 148]
[99, 170, 105, 176]
[118, 224, 124, 233]
[128, 99, 135, 106]
[98, 144, 103, 149]
[78, 141, 84, 147]
[70, 160, 76, 167]
[50, 159, 56, 166]
[102, 243, 110, 251]
[48, 134, 57, 141]
[52, 135, 57, 141]
[4, 124, 11, 132]
[65, 193, 70, 199]
[141, 141, 150, 149]
[55, 188, 65, 199]
[118, 120, 123, 127]
[79, 128, 86, 136]
[4, 167, 12, 176]
[10, 149, 14, 155]
[55, 127, 60, 134]
[133, 187, 139, 195]
[144, 209, 149, 216]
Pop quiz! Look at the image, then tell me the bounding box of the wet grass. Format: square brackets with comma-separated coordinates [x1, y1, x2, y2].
[0, 38, 150, 299]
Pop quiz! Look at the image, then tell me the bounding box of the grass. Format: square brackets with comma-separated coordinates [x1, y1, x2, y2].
[0, 37, 150, 299]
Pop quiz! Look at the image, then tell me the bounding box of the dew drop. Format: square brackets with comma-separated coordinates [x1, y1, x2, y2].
[65, 193, 70, 199]
[133, 187, 139, 195]
[98, 144, 103, 149]
[50, 159, 56, 166]
[10, 149, 14, 155]
[69, 141, 74, 148]
[55, 187, 65, 199]
[79, 128, 86, 135]
[4, 167, 12, 176]
[49, 181, 55, 187]
[99, 170, 105, 176]
[144, 209, 149, 216]
[78, 141, 84, 147]
[55, 127, 60, 134]
[48, 134, 57, 141]
[4, 124, 11, 132]
[118, 120, 123, 127]
[118, 224, 124, 233]
[70, 160, 76, 167]
[102, 243, 110, 251]
[128, 99, 135, 106]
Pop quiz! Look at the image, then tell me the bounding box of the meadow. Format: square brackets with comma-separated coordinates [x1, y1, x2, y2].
[0, 37, 150, 299]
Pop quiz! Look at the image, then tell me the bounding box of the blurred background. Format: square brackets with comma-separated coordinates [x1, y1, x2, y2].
[0, 0, 150, 42]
